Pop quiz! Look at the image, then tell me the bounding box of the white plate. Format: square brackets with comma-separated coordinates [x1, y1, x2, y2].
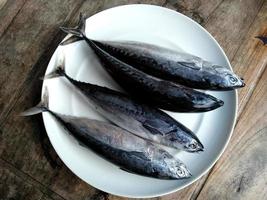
[42, 4, 237, 198]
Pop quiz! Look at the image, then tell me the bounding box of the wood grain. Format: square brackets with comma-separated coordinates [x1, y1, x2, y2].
[190, 2, 267, 197]
[0, 0, 83, 122]
[154, 0, 265, 199]
[231, 1, 267, 115]
[163, 0, 223, 24]
[0, 1, 105, 200]
[0, 0, 27, 38]
[102, 0, 165, 9]
[0, 159, 65, 200]
[204, 0, 264, 60]
[0, 0, 266, 200]
[0, 159, 46, 200]
[196, 65, 267, 200]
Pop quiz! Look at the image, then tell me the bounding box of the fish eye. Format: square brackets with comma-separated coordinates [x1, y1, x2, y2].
[229, 76, 237, 83]
[189, 143, 197, 149]
[177, 168, 184, 176]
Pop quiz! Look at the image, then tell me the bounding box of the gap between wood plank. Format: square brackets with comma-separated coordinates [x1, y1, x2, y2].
[0, 0, 88, 127]
[0, 0, 28, 39]
[1, 1, 265, 199]
[0, 157, 66, 200]
[190, 1, 266, 199]
[201, 0, 224, 26]
[192, 64, 267, 200]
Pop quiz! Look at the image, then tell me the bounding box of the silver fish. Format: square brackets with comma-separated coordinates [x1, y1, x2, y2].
[44, 55, 204, 152]
[21, 88, 191, 179]
[62, 14, 244, 91]
[92, 40, 245, 90]
[60, 14, 224, 112]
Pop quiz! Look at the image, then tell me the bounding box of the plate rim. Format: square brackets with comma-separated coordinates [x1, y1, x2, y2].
[41, 4, 238, 198]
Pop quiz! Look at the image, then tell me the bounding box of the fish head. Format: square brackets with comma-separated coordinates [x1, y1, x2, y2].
[210, 65, 245, 89]
[165, 157, 192, 179]
[166, 129, 204, 152]
[223, 72, 245, 89]
[184, 137, 204, 152]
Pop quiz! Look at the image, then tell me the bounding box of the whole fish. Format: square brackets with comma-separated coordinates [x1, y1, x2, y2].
[21, 88, 191, 179]
[45, 59, 204, 152]
[60, 14, 224, 112]
[91, 41, 245, 91]
[62, 15, 245, 91]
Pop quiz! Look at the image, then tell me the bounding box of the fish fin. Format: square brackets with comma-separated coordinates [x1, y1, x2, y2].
[119, 152, 151, 173]
[120, 167, 135, 174]
[60, 13, 86, 45]
[60, 35, 83, 45]
[179, 61, 201, 70]
[130, 151, 151, 161]
[143, 119, 176, 136]
[43, 50, 66, 80]
[20, 87, 49, 116]
[77, 141, 88, 148]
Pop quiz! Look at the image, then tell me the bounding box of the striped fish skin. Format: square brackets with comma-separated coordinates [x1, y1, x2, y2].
[28, 108, 191, 180]
[22, 97, 192, 179]
[54, 114, 191, 179]
[84, 37, 224, 112]
[92, 40, 245, 91]
[48, 67, 204, 153]
[60, 14, 224, 112]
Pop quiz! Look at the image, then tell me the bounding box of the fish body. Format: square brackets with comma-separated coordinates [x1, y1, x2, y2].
[92, 40, 245, 90]
[54, 114, 191, 179]
[61, 14, 244, 91]
[85, 37, 223, 112]
[47, 66, 204, 152]
[21, 89, 191, 179]
[60, 15, 224, 112]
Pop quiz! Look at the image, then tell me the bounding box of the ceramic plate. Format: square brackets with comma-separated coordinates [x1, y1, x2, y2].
[42, 4, 237, 198]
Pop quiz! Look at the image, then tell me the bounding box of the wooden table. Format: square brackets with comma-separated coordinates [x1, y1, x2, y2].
[0, 0, 266, 199]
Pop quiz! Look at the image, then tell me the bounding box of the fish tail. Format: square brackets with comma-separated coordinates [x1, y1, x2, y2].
[60, 13, 86, 45]
[20, 87, 49, 116]
[43, 50, 66, 80]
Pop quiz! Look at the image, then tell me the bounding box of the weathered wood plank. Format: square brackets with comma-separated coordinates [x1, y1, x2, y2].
[196, 67, 267, 200]
[0, 0, 27, 38]
[231, 1, 267, 115]
[40, 195, 54, 200]
[163, 0, 223, 24]
[102, 0, 165, 9]
[0, 159, 43, 200]
[0, 1, 107, 200]
[0, 1, 265, 200]
[0, 158, 65, 200]
[156, 0, 265, 199]
[204, 0, 264, 60]
[0, 0, 85, 122]
[191, 2, 267, 198]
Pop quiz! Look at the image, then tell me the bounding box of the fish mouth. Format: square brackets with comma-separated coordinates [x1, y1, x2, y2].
[209, 98, 224, 110]
[217, 99, 224, 107]
[240, 80, 246, 87]
[178, 165, 192, 179]
[235, 77, 245, 88]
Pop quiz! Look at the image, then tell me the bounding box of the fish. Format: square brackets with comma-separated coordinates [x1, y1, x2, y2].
[61, 14, 244, 91]
[91, 40, 245, 91]
[44, 58, 204, 153]
[60, 14, 224, 112]
[21, 87, 192, 180]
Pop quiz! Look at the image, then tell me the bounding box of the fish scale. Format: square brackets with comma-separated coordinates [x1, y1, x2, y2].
[93, 39, 245, 91]
[60, 16, 225, 112]
[45, 65, 204, 152]
[21, 89, 191, 179]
